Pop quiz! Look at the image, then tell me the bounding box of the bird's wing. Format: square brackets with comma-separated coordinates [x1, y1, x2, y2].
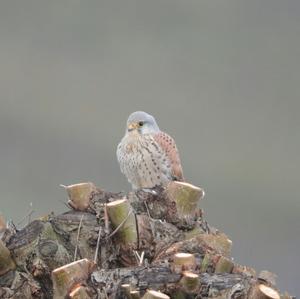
[153, 131, 184, 181]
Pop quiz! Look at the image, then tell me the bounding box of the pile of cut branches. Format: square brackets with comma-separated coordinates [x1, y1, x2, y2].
[0, 181, 294, 299]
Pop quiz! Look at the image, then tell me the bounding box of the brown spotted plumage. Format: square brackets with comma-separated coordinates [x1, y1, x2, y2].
[117, 111, 184, 190]
[153, 132, 184, 181]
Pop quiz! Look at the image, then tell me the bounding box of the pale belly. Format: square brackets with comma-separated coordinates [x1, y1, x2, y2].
[117, 134, 172, 189]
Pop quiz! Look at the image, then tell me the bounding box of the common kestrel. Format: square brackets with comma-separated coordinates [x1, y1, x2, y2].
[117, 111, 184, 190]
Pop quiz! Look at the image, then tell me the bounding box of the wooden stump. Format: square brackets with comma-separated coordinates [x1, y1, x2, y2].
[172, 252, 196, 273]
[166, 181, 204, 218]
[215, 256, 234, 273]
[250, 284, 280, 299]
[52, 258, 93, 299]
[69, 285, 91, 299]
[142, 290, 170, 299]
[107, 198, 138, 266]
[62, 182, 97, 211]
[180, 271, 199, 292]
[106, 199, 137, 245]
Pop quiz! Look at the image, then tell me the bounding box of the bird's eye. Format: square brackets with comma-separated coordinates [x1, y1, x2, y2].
[138, 121, 144, 127]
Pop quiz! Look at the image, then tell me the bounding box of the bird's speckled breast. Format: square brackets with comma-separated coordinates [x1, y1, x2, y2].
[117, 132, 172, 189]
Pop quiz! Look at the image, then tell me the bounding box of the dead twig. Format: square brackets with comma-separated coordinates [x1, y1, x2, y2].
[94, 226, 102, 264]
[134, 250, 145, 266]
[104, 204, 109, 234]
[17, 206, 35, 227]
[74, 214, 84, 261]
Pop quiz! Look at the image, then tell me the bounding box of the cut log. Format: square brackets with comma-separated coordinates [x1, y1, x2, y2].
[121, 284, 141, 299]
[51, 258, 93, 299]
[106, 199, 137, 245]
[62, 182, 97, 211]
[197, 233, 232, 257]
[180, 271, 199, 292]
[215, 256, 234, 273]
[258, 270, 277, 285]
[107, 198, 138, 266]
[130, 290, 141, 299]
[172, 253, 196, 273]
[69, 285, 91, 299]
[121, 284, 131, 298]
[250, 284, 280, 299]
[135, 182, 204, 228]
[201, 254, 234, 274]
[142, 289, 170, 299]
[166, 181, 204, 217]
[0, 240, 16, 276]
[155, 232, 232, 264]
[52, 211, 99, 263]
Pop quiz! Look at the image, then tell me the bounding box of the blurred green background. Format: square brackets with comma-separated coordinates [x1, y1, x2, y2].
[0, 1, 299, 296]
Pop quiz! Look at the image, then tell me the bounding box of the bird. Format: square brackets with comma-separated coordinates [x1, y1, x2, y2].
[117, 111, 184, 190]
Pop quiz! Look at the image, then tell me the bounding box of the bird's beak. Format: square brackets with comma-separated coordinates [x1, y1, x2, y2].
[128, 122, 139, 132]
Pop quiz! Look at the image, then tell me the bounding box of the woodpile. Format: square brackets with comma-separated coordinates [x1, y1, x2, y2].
[0, 181, 294, 298]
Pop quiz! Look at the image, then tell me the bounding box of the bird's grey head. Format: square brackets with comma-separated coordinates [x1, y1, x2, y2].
[126, 111, 160, 134]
